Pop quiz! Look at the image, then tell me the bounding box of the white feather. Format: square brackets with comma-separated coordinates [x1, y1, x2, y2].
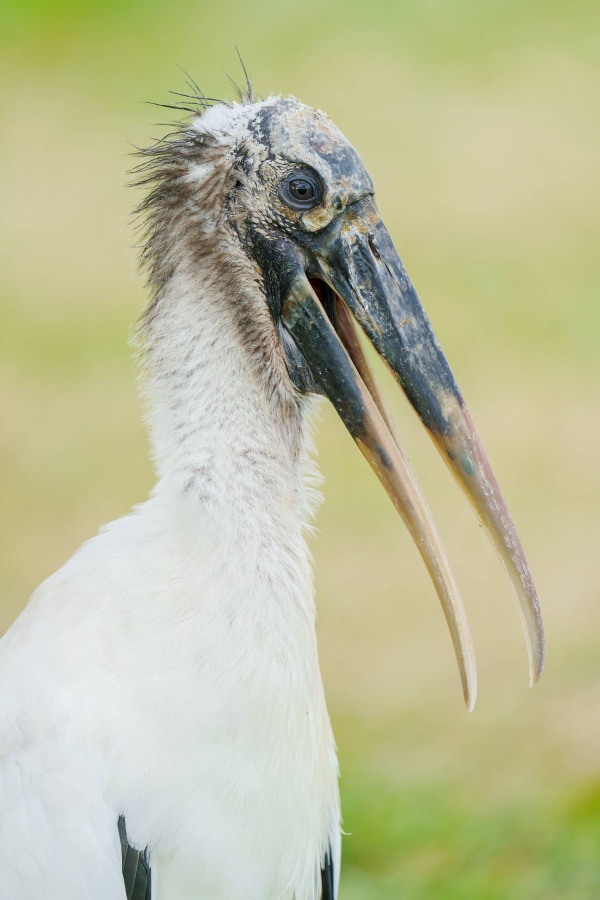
[0, 241, 341, 898]
[0, 97, 345, 899]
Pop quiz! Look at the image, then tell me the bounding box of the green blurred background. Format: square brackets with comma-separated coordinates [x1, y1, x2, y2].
[1, 0, 599, 895]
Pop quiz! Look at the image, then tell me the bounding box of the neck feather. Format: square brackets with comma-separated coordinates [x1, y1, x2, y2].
[138, 258, 321, 550]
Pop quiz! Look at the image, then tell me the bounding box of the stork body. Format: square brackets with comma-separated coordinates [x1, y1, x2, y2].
[0, 153, 338, 898]
[0, 93, 543, 899]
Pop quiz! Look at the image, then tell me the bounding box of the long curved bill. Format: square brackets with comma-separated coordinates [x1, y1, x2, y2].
[282, 275, 477, 709]
[281, 196, 544, 703]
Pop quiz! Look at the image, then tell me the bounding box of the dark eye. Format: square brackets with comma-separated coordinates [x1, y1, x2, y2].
[280, 171, 321, 211]
[289, 179, 314, 201]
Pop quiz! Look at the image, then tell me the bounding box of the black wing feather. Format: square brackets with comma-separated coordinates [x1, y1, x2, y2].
[321, 850, 336, 900]
[118, 816, 152, 900]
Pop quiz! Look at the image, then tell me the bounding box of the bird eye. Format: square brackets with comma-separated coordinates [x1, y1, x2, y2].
[280, 171, 321, 211]
[290, 179, 314, 201]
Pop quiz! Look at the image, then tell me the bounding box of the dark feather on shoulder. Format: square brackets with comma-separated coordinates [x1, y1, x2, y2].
[118, 816, 152, 900]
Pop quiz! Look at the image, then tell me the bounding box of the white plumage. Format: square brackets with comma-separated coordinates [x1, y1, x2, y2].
[1, 98, 339, 899]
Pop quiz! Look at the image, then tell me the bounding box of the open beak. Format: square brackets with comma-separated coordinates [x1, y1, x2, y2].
[281, 197, 544, 709]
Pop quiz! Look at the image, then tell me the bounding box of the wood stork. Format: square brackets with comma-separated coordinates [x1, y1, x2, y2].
[0, 86, 544, 900]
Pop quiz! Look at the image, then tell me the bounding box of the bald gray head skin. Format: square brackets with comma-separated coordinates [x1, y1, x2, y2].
[137, 95, 544, 708]
[244, 100, 374, 231]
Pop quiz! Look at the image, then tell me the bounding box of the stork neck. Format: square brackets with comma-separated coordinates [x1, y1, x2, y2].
[141, 265, 318, 548]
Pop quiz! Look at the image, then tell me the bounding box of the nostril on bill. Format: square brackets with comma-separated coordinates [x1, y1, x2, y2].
[368, 236, 380, 259]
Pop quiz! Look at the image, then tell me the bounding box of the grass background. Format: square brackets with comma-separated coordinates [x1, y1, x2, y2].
[1, 0, 599, 895]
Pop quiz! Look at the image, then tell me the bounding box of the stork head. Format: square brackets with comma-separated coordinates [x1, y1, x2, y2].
[138, 95, 544, 709]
